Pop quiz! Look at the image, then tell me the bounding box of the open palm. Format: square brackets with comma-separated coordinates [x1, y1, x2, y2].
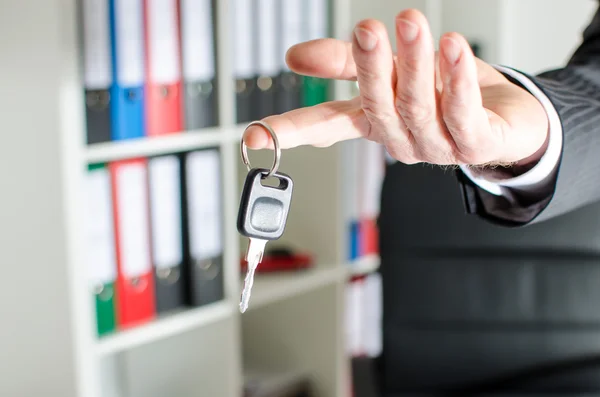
[243, 9, 549, 169]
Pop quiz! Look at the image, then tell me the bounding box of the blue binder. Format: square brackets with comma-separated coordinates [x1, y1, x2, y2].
[349, 221, 361, 261]
[108, 0, 146, 140]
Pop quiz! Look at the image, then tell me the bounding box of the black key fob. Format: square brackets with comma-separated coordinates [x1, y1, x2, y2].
[237, 167, 294, 241]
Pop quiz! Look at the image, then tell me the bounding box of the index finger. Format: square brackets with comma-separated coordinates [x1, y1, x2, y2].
[242, 97, 369, 149]
[286, 39, 357, 80]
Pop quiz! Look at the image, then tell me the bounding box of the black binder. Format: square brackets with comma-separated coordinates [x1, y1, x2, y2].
[85, 90, 112, 143]
[233, 0, 258, 123]
[180, 0, 219, 130]
[147, 154, 186, 313]
[79, 0, 113, 144]
[184, 81, 218, 130]
[254, 75, 277, 119]
[276, 0, 304, 114]
[276, 71, 302, 114]
[236, 78, 256, 123]
[252, 0, 279, 119]
[180, 148, 225, 306]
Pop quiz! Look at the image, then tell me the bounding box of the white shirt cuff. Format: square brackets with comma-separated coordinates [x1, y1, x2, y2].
[459, 65, 562, 200]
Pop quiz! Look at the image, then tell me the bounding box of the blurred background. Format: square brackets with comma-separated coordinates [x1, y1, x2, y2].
[0, 0, 597, 396]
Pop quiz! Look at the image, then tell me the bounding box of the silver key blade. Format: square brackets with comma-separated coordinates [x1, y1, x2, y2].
[239, 238, 268, 313]
[239, 256, 259, 313]
[245, 238, 267, 263]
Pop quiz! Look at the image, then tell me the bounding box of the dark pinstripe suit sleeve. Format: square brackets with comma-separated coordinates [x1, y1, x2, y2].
[458, 5, 600, 226]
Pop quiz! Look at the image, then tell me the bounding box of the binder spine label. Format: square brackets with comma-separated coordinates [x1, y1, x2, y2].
[115, 162, 152, 278]
[86, 167, 117, 286]
[82, 0, 112, 89]
[181, 0, 215, 81]
[233, 0, 254, 79]
[280, 0, 303, 71]
[149, 156, 183, 270]
[307, 0, 328, 40]
[256, 0, 278, 76]
[186, 150, 223, 260]
[146, 0, 180, 84]
[302, 0, 329, 106]
[114, 0, 145, 86]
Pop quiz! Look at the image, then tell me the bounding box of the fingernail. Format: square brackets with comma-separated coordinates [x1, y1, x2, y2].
[354, 27, 377, 51]
[397, 18, 418, 42]
[442, 37, 461, 65]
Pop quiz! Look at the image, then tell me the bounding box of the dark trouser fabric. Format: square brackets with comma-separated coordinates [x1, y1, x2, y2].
[377, 162, 600, 396]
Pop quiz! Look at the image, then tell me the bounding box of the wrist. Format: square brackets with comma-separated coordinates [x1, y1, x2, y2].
[512, 126, 549, 174]
[461, 64, 562, 198]
[500, 71, 551, 175]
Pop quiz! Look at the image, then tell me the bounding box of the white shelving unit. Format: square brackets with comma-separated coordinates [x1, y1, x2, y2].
[0, 0, 369, 396]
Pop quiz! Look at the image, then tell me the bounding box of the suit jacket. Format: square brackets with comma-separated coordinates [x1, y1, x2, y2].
[377, 4, 600, 396]
[459, 4, 600, 227]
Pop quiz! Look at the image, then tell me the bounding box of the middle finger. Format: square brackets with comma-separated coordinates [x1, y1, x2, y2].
[395, 9, 454, 163]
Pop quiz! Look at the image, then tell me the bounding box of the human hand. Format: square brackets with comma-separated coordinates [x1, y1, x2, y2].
[243, 9, 549, 168]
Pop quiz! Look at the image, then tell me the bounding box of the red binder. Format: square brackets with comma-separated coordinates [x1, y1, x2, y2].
[110, 158, 156, 328]
[360, 218, 379, 256]
[143, 0, 183, 136]
[357, 140, 384, 257]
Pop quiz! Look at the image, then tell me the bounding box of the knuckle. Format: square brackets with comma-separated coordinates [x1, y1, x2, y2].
[415, 142, 456, 165]
[448, 122, 472, 140]
[401, 56, 421, 76]
[360, 96, 396, 126]
[417, 146, 441, 164]
[384, 139, 419, 164]
[395, 94, 434, 131]
[360, 93, 380, 115]
[382, 142, 402, 160]
[443, 113, 473, 141]
[356, 62, 379, 82]
[443, 126, 488, 164]
[441, 149, 459, 165]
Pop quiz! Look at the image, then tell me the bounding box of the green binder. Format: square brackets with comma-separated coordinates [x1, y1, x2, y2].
[302, 76, 330, 107]
[302, 0, 332, 107]
[87, 163, 117, 336]
[94, 283, 116, 335]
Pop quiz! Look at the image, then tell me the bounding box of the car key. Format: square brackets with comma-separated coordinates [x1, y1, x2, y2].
[237, 167, 294, 312]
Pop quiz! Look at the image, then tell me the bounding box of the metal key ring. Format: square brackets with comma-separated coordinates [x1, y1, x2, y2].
[241, 120, 281, 178]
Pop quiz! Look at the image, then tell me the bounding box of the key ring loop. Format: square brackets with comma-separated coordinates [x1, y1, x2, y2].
[241, 120, 281, 178]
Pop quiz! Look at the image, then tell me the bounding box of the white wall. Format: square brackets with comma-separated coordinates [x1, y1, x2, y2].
[349, 0, 437, 48]
[441, 0, 504, 64]
[504, 0, 597, 74]
[349, 0, 598, 74]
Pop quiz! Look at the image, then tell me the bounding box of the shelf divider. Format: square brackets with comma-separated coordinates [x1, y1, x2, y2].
[95, 300, 233, 356]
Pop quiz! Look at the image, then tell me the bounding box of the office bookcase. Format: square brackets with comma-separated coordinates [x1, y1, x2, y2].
[0, 0, 383, 396]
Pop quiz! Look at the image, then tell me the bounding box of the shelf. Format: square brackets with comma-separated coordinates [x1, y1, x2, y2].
[243, 266, 345, 312]
[346, 255, 380, 277]
[85, 126, 242, 163]
[95, 300, 233, 356]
